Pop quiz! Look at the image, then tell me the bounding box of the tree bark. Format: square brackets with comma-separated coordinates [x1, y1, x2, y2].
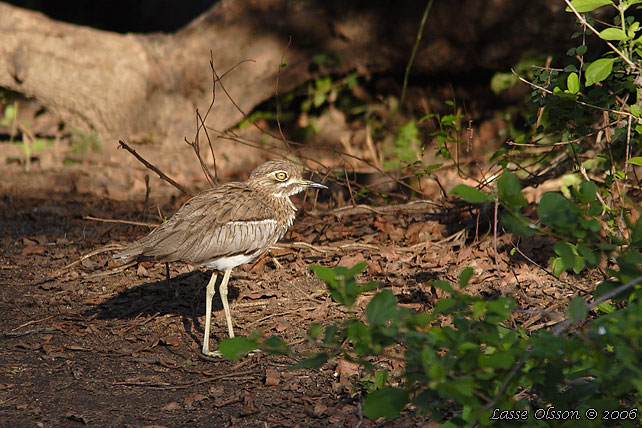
[0, 0, 575, 142]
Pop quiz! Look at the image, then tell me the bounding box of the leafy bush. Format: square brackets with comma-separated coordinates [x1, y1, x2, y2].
[221, 261, 642, 426]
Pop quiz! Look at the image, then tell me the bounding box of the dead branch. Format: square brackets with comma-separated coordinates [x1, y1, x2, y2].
[307, 200, 441, 217]
[31, 243, 127, 285]
[118, 140, 193, 196]
[84, 216, 157, 228]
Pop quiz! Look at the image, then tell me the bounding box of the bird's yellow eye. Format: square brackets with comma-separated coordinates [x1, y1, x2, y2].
[274, 171, 288, 181]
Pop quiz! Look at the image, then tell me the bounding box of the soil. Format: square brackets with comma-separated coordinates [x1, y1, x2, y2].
[0, 119, 596, 428]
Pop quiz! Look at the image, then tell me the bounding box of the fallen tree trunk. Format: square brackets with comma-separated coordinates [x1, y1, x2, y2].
[0, 0, 575, 142]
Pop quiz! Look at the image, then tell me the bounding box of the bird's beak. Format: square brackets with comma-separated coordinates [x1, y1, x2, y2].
[298, 179, 328, 189]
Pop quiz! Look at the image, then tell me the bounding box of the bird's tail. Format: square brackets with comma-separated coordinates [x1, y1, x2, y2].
[112, 244, 143, 260]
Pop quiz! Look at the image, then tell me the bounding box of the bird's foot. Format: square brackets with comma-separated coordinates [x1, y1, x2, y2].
[202, 348, 223, 358]
[201, 348, 262, 358]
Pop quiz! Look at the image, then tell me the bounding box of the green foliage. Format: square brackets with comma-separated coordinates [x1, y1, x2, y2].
[392, 120, 420, 164]
[70, 129, 101, 155]
[450, 184, 493, 203]
[309, 262, 377, 309]
[218, 332, 289, 361]
[1, 101, 19, 142]
[291, 263, 642, 426]
[363, 387, 409, 419]
[1, 100, 54, 171]
[421, 109, 465, 160]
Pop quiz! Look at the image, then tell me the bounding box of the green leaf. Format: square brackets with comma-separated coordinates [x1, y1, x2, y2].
[450, 184, 493, 203]
[358, 281, 379, 294]
[497, 171, 527, 208]
[487, 298, 514, 320]
[309, 322, 322, 339]
[431, 280, 455, 294]
[500, 212, 536, 237]
[290, 353, 329, 369]
[323, 324, 338, 344]
[577, 243, 601, 266]
[599, 28, 628, 41]
[554, 241, 576, 271]
[310, 265, 337, 286]
[458, 267, 473, 288]
[438, 377, 477, 400]
[567, 72, 580, 94]
[479, 350, 515, 369]
[577, 181, 597, 204]
[628, 156, 642, 166]
[585, 58, 616, 86]
[472, 301, 486, 319]
[373, 370, 389, 390]
[366, 290, 398, 326]
[346, 262, 368, 278]
[263, 335, 289, 355]
[632, 220, 642, 247]
[363, 387, 409, 419]
[568, 297, 589, 323]
[218, 337, 258, 360]
[347, 321, 372, 354]
[538, 192, 578, 228]
[565, 0, 613, 13]
[595, 301, 616, 313]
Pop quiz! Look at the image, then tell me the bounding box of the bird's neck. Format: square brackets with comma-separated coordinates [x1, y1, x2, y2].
[263, 191, 297, 226]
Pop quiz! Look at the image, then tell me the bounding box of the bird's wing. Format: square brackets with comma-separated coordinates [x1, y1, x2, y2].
[114, 184, 285, 263]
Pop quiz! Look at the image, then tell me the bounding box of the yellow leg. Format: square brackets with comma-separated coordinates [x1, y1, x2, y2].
[219, 268, 235, 338]
[202, 271, 220, 357]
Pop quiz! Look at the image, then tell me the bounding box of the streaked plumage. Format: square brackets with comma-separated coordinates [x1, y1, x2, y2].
[114, 159, 327, 356]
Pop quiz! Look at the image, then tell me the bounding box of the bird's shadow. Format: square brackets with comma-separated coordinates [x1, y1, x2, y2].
[84, 269, 239, 344]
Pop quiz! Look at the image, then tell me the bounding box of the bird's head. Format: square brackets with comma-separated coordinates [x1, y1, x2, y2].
[248, 159, 327, 197]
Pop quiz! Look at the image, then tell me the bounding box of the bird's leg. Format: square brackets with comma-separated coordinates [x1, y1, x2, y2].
[219, 268, 235, 338]
[202, 271, 219, 356]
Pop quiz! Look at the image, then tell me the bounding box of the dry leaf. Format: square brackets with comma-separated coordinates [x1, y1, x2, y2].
[184, 393, 206, 409]
[21, 245, 47, 256]
[136, 264, 149, 277]
[161, 335, 181, 347]
[265, 368, 281, 386]
[161, 402, 181, 411]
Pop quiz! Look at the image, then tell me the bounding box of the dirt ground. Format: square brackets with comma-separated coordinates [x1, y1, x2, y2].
[0, 128, 599, 428]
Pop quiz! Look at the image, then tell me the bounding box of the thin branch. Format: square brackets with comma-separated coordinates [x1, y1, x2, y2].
[118, 140, 192, 196]
[275, 36, 293, 152]
[185, 57, 256, 187]
[84, 216, 157, 228]
[400, 0, 434, 107]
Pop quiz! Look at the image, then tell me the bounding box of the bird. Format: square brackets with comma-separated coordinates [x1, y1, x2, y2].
[113, 159, 327, 356]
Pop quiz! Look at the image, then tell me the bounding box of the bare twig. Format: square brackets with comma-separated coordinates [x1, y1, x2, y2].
[31, 243, 126, 285]
[84, 216, 157, 228]
[142, 174, 151, 218]
[275, 36, 293, 151]
[118, 140, 192, 196]
[307, 200, 440, 218]
[400, 0, 434, 107]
